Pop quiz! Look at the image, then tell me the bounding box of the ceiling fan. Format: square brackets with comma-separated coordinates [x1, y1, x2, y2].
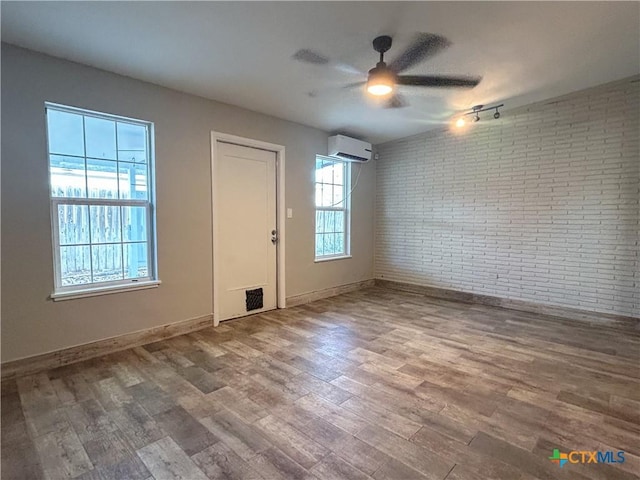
[293, 34, 481, 108]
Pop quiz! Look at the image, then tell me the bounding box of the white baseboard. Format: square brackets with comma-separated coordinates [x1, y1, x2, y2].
[286, 279, 375, 307]
[376, 279, 639, 326]
[1, 313, 214, 380]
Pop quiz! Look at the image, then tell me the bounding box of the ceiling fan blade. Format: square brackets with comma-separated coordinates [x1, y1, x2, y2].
[308, 81, 365, 98]
[293, 49, 364, 76]
[384, 93, 409, 109]
[342, 81, 366, 89]
[293, 49, 329, 65]
[387, 33, 451, 73]
[333, 62, 365, 76]
[397, 75, 481, 88]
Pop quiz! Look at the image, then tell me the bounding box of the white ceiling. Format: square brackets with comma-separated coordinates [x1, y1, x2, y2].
[2, 1, 639, 144]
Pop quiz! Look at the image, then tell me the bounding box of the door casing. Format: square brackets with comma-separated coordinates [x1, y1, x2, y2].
[210, 131, 286, 325]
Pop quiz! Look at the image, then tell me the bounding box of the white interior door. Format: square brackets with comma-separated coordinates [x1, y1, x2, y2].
[214, 142, 277, 321]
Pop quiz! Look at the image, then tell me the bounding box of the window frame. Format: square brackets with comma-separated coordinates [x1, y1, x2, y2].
[314, 155, 351, 261]
[46, 103, 159, 300]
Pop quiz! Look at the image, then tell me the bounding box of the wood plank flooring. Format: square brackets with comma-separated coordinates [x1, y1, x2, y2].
[2, 287, 639, 479]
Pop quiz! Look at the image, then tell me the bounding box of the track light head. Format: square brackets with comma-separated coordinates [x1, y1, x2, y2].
[472, 114, 480, 123]
[494, 109, 500, 119]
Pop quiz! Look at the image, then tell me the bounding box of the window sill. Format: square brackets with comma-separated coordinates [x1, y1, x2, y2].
[50, 280, 161, 302]
[314, 255, 352, 263]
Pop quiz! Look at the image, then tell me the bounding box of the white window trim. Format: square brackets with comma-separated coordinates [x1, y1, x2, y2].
[50, 280, 161, 301]
[314, 156, 351, 261]
[46, 103, 159, 300]
[314, 255, 352, 263]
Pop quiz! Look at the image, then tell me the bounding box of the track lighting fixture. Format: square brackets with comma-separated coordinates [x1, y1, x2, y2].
[454, 103, 503, 128]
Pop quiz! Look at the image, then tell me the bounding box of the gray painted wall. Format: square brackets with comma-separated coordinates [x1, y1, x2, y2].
[1, 44, 375, 362]
[375, 77, 639, 317]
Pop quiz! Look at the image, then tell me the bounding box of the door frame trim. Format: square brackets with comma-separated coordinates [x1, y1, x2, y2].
[210, 131, 286, 325]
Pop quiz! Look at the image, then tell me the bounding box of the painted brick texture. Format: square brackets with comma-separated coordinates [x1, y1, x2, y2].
[375, 78, 639, 317]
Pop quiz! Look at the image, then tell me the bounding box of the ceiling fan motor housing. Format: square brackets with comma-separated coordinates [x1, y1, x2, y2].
[368, 63, 395, 78]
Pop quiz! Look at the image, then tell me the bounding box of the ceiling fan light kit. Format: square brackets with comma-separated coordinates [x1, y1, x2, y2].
[366, 66, 395, 96]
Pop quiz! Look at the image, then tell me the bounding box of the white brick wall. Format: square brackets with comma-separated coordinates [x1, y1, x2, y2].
[375, 77, 639, 317]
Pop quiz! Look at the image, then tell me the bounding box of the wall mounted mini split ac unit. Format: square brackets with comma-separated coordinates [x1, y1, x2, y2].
[328, 135, 372, 162]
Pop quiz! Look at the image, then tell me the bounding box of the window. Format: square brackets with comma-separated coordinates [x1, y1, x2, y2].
[315, 156, 350, 259]
[46, 103, 157, 298]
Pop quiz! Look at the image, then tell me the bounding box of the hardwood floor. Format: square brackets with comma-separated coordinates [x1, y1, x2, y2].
[2, 287, 639, 480]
